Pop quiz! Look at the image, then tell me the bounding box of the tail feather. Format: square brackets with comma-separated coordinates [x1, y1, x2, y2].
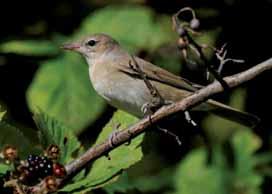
[208, 100, 260, 128]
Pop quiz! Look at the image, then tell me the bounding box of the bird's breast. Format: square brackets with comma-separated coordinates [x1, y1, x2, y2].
[89, 66, 151, 117]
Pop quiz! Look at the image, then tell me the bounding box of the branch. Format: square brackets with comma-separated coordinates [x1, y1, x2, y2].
[66, 57, 272, 174]
[30, 57, 272, 193]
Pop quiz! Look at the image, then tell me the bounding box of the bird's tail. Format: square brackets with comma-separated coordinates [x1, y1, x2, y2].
[207, 100, 260, 128]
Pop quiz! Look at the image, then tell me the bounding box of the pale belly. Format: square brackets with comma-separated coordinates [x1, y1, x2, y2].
[91, 71, 152, 118]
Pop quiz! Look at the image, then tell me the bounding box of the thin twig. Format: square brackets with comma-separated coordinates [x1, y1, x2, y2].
[215, 44, 245, 74]
[185, 33, 230, 90]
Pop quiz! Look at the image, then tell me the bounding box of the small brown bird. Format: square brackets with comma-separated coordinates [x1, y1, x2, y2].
[62, 33, 259, 127]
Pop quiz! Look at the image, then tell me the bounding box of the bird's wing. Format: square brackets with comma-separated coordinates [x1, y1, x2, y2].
[118, 55, 202, 92]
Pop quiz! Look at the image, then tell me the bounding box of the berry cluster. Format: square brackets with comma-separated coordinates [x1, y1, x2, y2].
[18, 155, 53, 185]
[19, 155, 66, 185]
[28, 155, 53, 181]
[1, 144, 66, 193]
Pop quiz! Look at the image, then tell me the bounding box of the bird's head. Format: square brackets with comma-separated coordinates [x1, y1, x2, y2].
[61, 33, 120, 65]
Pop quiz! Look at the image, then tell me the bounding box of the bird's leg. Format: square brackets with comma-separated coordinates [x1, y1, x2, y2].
[129, 56, 181, 145]
[129, 55, 169, 113]
[141, 102, 154, 118]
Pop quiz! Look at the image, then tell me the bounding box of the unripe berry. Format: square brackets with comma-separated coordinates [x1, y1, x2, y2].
[177, 27, 186, 37]
[190, 18, 200, 30]
[53, 163, 66, 178]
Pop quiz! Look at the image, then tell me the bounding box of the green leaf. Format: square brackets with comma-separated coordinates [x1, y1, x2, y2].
[33, 111, 81, 163]
[174, 149, 226, 194]
[61, 110, 144, 193]
[0, 110, 6, 121]
[0, 164, 11, 175]
[27, 53, 106, 134]
[174, 130, 263, 194]
[76, 5, 174, 52]
[230, 130, 263, 194]
[0, 122, 34, 158]
[0, 40, 59, 56]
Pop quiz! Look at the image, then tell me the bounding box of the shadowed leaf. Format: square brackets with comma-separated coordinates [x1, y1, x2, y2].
[33, 111, 81, 163]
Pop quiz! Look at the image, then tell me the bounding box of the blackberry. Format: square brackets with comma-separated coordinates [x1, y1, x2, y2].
[21, 155, 53, 185]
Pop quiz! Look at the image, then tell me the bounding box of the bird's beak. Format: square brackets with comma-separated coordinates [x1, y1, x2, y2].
[61, 42, 81, 51]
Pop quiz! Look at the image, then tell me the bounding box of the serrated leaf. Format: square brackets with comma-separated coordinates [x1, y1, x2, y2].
[27, 53, 106, 134]
[61, 110, 144, 193]
[33, 111, 81, 163]
[0, 122, 34, 158]
[76, 5, 174, 52]
[0, 40, 59, 56]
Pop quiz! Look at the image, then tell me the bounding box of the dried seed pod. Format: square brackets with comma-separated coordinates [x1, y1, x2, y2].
[2, 145, 18, 162]
[45, 144, 60, 160]
[18, 167, 31, 183]
[177, 38, 188, 50]
[44, 176, 58, 192]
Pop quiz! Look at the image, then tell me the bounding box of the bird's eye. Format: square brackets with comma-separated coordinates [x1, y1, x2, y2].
[86, 40, 96, 47]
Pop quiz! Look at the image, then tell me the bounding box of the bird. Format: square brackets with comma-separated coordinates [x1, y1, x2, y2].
[62, 33, 259, 127]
